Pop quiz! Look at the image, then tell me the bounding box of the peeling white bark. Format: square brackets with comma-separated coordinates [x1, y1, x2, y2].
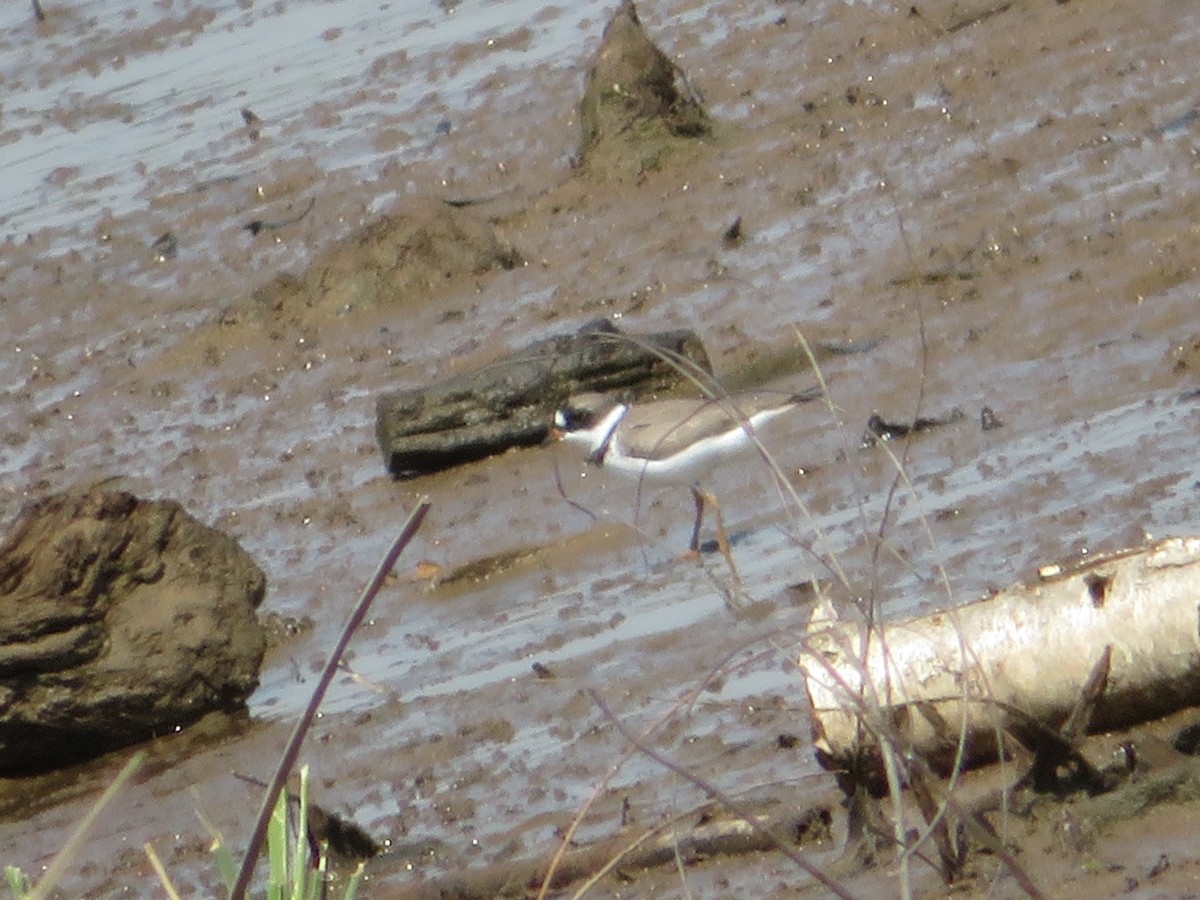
[799, 538, 1200, 778]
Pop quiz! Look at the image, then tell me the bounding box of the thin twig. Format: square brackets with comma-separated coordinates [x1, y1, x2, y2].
[534, 688, 696, 900]
[588, 689, 859, 900]
[228, 499, 432, 900]
[144, 842, 184, 900]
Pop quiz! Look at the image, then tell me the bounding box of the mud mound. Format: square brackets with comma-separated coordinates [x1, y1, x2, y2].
[226, 197, 522, 332]
[577, 0, 711, 179]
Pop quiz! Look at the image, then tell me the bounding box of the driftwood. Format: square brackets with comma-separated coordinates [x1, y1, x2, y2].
[799, 538, 1200, 788]
[0, 487, 266, 773]
[375, 323, 712, 478]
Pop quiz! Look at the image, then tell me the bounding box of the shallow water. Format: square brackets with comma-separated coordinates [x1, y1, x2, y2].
[0, 0, 598, 237]
[3, 0, 1200, 895]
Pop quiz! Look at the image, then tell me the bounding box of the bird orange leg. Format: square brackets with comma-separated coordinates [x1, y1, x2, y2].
[688, 486, 742, 585]
[704, 489, 741, 586]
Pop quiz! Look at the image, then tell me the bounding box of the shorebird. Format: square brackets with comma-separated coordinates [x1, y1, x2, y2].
[552, 389, 814, 559]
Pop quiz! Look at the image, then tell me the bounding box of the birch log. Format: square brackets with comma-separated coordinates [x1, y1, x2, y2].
[799, 537, 1200, 785]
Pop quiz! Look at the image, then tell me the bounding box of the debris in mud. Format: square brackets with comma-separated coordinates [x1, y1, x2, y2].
[1168, 332, 1200, 374]
[309, 800, 384, 862]
[0, 486, 266, 773]
[861, 407, 965, 446]
[802, 539, 1200, 891]
[150, 230, 178, 261]
[261, 610, 315, 650]
[375, 321, 713, 478]
[235, 772, 382, 862]
[576, 0, 711, 178]
[240, 106, 262, 141]
[943, 1, 1017, 35]
[425, 545, 541, 588]
[369, 797, 835, 897]
[887, 268, 979, 287]
[722, 216, 744, 246]
[243, 196, 316, 237]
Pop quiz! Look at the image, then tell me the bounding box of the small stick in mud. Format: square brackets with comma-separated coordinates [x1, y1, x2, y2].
[861, 408, 966, 445]
[244, 196, 316, 236]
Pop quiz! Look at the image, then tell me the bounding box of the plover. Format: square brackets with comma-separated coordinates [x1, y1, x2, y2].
[553, 389, 814, 556]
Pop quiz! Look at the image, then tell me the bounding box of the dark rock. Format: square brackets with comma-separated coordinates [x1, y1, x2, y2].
[577, 0, 711, 178]
[0, 487, 266, 773]
[375, 322, 713, 478]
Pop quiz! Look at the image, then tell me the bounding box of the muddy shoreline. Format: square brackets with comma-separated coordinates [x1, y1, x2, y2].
[4, 0, 1200, 896]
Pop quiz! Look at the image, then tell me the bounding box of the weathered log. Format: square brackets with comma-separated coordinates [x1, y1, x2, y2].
[375, 323, 712, 478]
[799, 538, 1200, 788]
[0, 487, 266, 773]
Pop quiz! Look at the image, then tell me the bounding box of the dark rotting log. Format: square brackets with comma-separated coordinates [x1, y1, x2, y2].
[375, 322, 713, 478]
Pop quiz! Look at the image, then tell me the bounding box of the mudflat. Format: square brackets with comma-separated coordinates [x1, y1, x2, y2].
[3, 0, 1200, 895]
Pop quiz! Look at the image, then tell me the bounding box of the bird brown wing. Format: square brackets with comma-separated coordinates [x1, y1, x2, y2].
[618, 397, 767, 461]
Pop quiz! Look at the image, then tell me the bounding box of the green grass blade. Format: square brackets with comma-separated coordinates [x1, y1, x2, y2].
[291, 767, 310, 900]
[195, 804, 239, 889]
[341, 862, 366, 900]
[210, 841, 239, 891]
[266, 787, 288, 900]
[4, 865, 30, 898]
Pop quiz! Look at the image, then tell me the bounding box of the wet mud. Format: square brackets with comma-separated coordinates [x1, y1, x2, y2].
[3, 0, 1200, 896]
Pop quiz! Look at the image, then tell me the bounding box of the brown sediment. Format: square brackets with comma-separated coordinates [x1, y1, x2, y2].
[3, 0, 1200, 896]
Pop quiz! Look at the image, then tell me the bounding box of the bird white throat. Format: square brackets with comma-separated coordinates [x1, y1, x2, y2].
[553, 390, 813, 555]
